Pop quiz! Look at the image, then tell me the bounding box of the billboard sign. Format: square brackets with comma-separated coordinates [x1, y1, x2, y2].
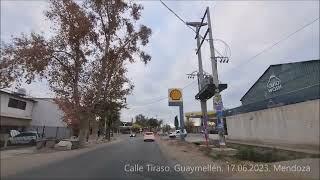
[168, 88, 183, 106]
[267, 75, 282, 93]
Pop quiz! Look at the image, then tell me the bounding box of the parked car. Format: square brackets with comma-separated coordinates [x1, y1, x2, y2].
[143, 132, 155, 142]
[168, 132, 176, 138]
[169, 129, 187, 138]
[8, 131, 40, 145]
[129, 133, 136, 137]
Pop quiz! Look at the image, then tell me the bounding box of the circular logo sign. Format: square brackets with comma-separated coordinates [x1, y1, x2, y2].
[170, 89, 182, 100]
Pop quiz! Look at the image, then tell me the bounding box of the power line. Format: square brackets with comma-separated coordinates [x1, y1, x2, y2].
[227, 17, 319, 74]
[127, 80, 197, 108]
[182, 79, 197, 89]
[159, 0, 224, 57]
[159, 0, 196, 33]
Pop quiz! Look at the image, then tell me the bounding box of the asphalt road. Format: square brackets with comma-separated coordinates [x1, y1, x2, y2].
[5, 135, 185, 180]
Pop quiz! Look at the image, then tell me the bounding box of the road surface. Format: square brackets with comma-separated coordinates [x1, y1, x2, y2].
[4, 135, 185, 180]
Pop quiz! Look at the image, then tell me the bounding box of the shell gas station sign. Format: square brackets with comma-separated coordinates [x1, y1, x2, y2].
[168, 88, 185, 140]
[168, 88, 183, 106]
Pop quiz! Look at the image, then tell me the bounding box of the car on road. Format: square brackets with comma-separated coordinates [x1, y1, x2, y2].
[8, 131, 40, 145]
[129, 133, 136, 137]
[143, 132, 155, 142]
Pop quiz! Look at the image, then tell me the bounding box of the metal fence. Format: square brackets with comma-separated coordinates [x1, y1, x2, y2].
[26, 125, 72, 139]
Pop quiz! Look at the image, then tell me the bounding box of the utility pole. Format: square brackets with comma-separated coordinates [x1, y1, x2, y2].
[186, 22, 210, 146]
[179, 103, 185, 140]
[206, 7, 226, 146]
[186, 7, 229, 148]
[196, 26, 209, 146]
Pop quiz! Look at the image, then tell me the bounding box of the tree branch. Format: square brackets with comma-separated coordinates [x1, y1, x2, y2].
[53, 50, 74, 58]
[51, 55, 74, 79]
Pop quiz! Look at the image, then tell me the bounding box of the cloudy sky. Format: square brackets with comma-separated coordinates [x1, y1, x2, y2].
[1, 1, 319, 126]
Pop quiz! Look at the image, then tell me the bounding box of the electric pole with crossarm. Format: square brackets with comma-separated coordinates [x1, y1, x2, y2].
[186, 6, 229, 148]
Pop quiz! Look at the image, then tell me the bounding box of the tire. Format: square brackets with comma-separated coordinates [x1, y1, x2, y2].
[29, 139, 36, 145]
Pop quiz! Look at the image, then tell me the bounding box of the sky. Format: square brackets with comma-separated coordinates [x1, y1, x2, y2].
[1, 0, 319, 127]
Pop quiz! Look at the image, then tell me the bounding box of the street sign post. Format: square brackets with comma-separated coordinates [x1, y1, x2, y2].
[213, 93, 226, 146]
[168, 88, 185, 141]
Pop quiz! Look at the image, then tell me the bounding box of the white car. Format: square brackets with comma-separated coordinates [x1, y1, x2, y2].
[169, 129, 187, 138]
[169, 132, 177, 138]
[143, 132, 155, 142]
[8, 131, 40, 145]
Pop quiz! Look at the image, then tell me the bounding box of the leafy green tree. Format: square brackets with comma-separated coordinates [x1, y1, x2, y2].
[162, 124, 171, 133]
[147, 118, 159, 128]
[174, 116, 179, 130]
[131, 123, 142, 133]
[185, 118, 194, 133]
[135, 114, 148, 127]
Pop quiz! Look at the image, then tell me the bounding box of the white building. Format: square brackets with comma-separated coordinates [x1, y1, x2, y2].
[0, 90, 71, 138]
[31, 98, 66, 127]
[0, 90, 34, 131]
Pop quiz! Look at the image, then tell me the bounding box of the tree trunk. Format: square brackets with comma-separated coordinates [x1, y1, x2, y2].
[91, 120, 99, 142]
[107, 127, 110, 141]
[106, 118, 111, 141]
[78, 117, 89, 146]
[104, 116, 107, 140]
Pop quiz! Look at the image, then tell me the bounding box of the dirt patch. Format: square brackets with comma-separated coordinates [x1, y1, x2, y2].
[159, 138, 320, 180]
[158, 138, 232, 179]
[228, 143, 320, 162]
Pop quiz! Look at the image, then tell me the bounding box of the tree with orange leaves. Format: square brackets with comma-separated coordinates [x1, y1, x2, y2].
[0, 0, 152, 144]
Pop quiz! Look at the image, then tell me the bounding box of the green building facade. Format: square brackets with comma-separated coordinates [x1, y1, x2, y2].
[226, 59, 320, 116]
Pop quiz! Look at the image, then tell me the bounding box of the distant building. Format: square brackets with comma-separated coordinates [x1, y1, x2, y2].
[225, 59, 319, 150]
[0, 90, 71, 138]
[119, 121, 132, 134]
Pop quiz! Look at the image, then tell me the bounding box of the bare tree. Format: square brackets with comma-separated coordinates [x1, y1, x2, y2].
[0, 0, 152, 145]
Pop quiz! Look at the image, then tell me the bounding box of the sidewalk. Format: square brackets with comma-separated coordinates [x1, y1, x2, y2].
[0, 137, 110, 160]
[186, 133, 319, 155]
[185, 133, 223, 143]
[0, 146, 36, 160]
[1, 137, 122, 177]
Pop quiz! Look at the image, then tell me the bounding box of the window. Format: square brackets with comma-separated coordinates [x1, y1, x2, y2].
[15, 132, 36, 137]
[8, 98, 27, 110]
[14, 133, 25, 137]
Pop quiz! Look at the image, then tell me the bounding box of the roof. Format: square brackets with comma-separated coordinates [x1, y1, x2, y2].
[185, 111, 216, 117]
[0, 89, 36, 102]
[240, 59, 320, 101]
[32, 98, 55, 103]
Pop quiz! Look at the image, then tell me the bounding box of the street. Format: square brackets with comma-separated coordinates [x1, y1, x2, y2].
[4, 135, 185, 180]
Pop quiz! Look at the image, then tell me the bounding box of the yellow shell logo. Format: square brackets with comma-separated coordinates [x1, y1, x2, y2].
[170, 89, 182, 100]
